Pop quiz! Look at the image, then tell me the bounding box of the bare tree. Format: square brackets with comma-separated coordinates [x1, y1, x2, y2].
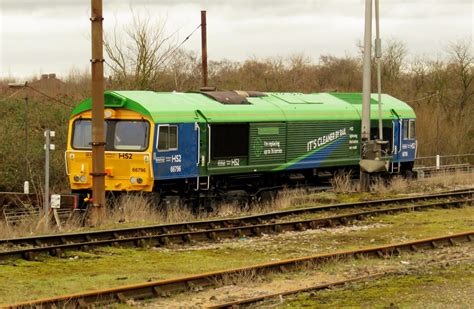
[105, 14, 179, 89]
[381, 39, 407, 83]
[447, 40, 473, 112]
[168, 49, 199, 91]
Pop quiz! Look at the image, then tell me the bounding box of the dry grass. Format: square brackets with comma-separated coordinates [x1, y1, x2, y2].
[369, 170, 474, 195]
[0, 189, 309, 239]
[214, 188, 308, 218]
[419, 170, 474, 188]
[105, 194, 161, 224]
[102, 194, 199, 226]
[370, 176, 410, 194]
[1, 170, 471, 239]
[0, 213, 48, 239]
[331, 171, 357, 193]
[0, 210, 88, 240]
[214, 269, 260, 287]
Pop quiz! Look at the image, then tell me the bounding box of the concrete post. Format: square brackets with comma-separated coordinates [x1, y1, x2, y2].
[360, 0, 373, 192]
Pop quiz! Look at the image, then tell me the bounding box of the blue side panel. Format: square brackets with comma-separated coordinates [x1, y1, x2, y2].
[284, 136, 349, 170]
[153, 123, 199, 180]
[392, 119, 416, 163]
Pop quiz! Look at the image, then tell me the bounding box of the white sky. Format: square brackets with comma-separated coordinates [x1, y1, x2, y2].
[0, 0, 473, 79]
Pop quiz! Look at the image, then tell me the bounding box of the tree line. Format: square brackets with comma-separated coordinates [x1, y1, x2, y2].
[0, 18, 472, 192]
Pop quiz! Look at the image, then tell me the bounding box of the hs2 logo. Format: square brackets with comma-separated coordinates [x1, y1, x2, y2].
[119, 153, 133, 160]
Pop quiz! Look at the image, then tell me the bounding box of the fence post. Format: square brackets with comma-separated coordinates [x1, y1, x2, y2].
[436, 154, 440, 170]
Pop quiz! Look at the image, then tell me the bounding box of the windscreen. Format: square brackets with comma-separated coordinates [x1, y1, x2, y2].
[72, 119, 149, 151]
[113, 120, 149, 151]
[72, 119, 93, 149]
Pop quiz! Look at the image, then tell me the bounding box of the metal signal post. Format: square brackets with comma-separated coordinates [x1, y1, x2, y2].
[360, 0, 388, 192]
[360, 0, 373, 192]
[201, 10, 208, 87]
[90, 0, 106, 223]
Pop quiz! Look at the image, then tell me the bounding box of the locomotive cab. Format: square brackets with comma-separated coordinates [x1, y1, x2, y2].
[391, 118, 417, 174]
[66, 107, 154, 195]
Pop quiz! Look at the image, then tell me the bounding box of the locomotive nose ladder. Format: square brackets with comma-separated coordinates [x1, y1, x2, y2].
[195, 176, 211, 191]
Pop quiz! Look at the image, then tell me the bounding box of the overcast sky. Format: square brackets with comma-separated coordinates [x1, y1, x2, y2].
[0, 0, 472, 79]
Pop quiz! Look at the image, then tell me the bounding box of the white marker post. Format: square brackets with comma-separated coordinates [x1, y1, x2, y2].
[44, 129, 55, 220]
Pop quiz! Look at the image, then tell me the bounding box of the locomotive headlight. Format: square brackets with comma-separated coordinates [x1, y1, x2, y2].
[80, 175, 87, 183]
[104, 109, 114, 118]
[73, 175, 80, 182]
[130, 177, 137, 184]
[137, 177, 143, 184]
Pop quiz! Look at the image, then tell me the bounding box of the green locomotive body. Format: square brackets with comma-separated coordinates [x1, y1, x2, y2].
[67, 90, 416, 202]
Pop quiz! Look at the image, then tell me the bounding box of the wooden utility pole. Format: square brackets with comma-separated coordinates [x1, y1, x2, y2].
[201, 10, 208, 87]
[90, 0, 106, 224]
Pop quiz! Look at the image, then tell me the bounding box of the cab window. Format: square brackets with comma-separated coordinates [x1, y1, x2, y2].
[157, 125, 178, 151]
[72, 120, 107, 149]
[408, 120, 416, 140]
[113, 120, 149, 151]
[403, 120, 409, 140]
[72, 120, 92, 149]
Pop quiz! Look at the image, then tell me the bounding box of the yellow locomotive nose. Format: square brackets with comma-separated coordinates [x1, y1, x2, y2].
[66, 108, 154, 193]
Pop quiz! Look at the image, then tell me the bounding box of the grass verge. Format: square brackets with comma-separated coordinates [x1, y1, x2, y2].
[0, 205, 472, 304]
[284, 261, 473, 308]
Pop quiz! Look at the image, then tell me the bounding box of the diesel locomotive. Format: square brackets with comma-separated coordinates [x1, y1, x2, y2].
[65, 90, 416, 205]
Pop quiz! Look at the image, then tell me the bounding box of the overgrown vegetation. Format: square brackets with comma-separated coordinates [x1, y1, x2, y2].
[1, 204, 472, 304]
[0, 188, 304, 238]
[285, 262, 474, 308]
[1, 171, 472, 239]
[0, 17, 472, 192]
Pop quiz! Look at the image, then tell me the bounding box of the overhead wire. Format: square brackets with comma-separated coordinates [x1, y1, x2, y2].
[26, 85, 74, 107]
[406, 92, 440, 103]
[161, 23, 202, 67]
[0, 88, 24, 103]
[175, 23, 202, 52]
[104, 23, 202, 75]
[0, 84, 74, 107]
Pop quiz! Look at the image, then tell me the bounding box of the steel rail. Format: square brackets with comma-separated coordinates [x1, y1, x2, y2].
[0, 198, 471, 260]
[5, 231, 473, 308]
[0, 195, 472, 261]
[1, 189, 472, 250]
[207, 256, 474, 308]
[208, 274, 387, 309]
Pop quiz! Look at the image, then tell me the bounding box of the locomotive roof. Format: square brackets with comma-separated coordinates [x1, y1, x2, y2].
[71, 91, 416, 123]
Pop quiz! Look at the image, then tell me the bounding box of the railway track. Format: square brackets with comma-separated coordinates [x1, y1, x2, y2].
[208, 256, 474, 308]
[6, 231, 473, 308]
[0, 190, 472, 261]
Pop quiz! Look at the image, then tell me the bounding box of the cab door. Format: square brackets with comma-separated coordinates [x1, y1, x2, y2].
[153, 123, 199, 180]
[392, 119, 416, 163]
[392, 119, 402, 161]
[399, 119, 417, 161]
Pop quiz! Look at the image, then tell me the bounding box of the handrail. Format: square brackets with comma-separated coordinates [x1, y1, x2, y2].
[195, 122, 200, 167]
[207, 124, 211, 165]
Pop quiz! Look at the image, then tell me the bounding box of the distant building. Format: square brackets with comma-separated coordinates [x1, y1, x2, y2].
[27, 73, 67, 97]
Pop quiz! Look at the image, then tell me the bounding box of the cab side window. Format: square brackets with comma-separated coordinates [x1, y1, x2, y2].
[409, 120, 416, 140]
[157, 125, 178, 151]
[403, 120, 409, 140]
